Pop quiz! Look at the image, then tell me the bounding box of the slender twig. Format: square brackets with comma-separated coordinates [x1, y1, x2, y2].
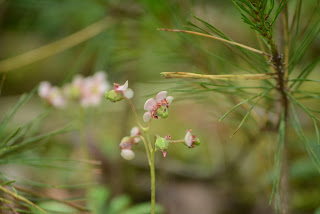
[158, 29, 272, 57]
[0, 17, 113, 73]
[161, 72, 277, 81]
[0, 185, 46, 213]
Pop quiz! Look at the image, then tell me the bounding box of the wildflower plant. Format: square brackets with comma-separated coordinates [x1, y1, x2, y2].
[158, 1, 320, 213]
[105, 81, 200, 214]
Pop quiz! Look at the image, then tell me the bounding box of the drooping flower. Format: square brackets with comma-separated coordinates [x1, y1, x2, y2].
[105, 80, 134, 102]
[119, 127, 141, 160]
[130, 126, 141, 143]
[184, 129, 200, 148]
[38, 81, 66, 108]
[121, 149, 135, 160]
[143, 91, 174, 122]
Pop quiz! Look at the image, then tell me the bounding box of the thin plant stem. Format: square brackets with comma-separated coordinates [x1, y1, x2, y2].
[168, 139, 185, 144]
[158, 29, 272, 57]
[138, 135, 151, 166]
[144, 128, 155, 214]
[150, 147, 156, 214]
[161, 72, 277, 81]
[125, 98, 146, 130]
[0, 185, 46, 214]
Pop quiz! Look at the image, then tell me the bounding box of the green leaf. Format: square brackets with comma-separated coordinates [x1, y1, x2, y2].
[0, 88, 36, 137]
[231, 88, 273, 137]
[269, 110, 285, 210]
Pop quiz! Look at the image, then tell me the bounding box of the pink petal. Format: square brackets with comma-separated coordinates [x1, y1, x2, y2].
[123, 88, 134, 99]
[166, 96, 174, 104]
[131, 127, 140, 137]
[156, 91, 168, 102]
[144, 98, 156, 111]
[184, 130, 193, 147]
[38, 81, 51, 98]
[161, 150, 167, 157]
[143, 112, 152, 122]
[117, 80, 128, 91]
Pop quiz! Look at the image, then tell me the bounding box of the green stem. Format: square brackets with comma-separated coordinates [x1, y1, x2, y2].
[145, 127, 155, 214]
[125, 98, 146, 130]
[150, 147, 156, 214]
[139, 135, 151, 166]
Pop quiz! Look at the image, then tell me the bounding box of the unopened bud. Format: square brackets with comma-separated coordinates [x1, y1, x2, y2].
[105, 90, 124, 102]
[121, 149, 135, 160]
[155, 137, 169, 151]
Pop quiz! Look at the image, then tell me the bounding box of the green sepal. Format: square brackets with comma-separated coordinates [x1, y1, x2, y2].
[105, 90, 124, 102]
[155, 137, 169, 151]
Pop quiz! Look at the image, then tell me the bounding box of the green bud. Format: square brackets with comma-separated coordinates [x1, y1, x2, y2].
[105, 90, 124, 102]
[155, 137, 169, 151]
[193, 137, 200, 146]
[156, 106, 168, 119]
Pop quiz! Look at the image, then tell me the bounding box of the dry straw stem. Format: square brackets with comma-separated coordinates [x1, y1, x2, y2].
[0, 185, 46, 213]
[161, 72, 277, 81]
[0, 17, 113, 73]
[158, 29, 272, 57]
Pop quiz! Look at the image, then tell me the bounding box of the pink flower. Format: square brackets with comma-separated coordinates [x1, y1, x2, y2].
[184, 129, 200, 148]
[80, 72, 110, 107]
[130, 126, 141, 143]
[38, 81, 66, 108]
[114, 80, 134, 99]
[143, 91, 174, 122]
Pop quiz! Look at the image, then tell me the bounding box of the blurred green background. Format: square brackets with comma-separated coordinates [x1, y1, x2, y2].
[0, 0, 319, 213]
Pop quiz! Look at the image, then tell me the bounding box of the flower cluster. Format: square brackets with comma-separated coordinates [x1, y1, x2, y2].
[119, 126, 141, 160]
[105, 80, 200, 160]
[38, 72, 110, 108]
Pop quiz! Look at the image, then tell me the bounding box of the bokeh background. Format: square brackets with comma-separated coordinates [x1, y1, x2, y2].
[0, 0, 319, 213]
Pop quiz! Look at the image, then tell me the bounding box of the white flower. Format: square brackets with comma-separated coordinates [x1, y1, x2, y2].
[114, 80, 134, 99]
[143, 91, 174, 122]
[184, 129, 200, 148]
[121, 149, 135, 160]
[38, 81, 66, 108]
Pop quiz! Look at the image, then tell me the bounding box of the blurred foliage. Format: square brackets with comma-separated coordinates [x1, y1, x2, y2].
[0, 0, 319, 213]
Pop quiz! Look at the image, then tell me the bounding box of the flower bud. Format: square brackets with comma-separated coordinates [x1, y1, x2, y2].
[121, 149, 135, 160]
[105, 90, 124, 102]
[184, 130, 200, 148]
[155, 137, 169, 157]
[119, 136, 134, 150]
